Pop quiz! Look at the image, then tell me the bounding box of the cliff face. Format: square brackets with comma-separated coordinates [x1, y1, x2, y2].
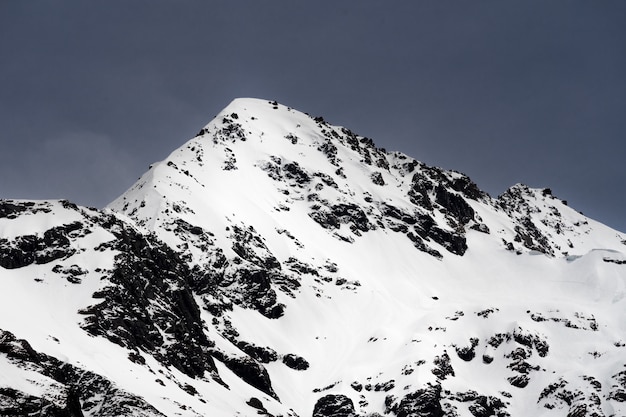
[1, 98, 625, 416]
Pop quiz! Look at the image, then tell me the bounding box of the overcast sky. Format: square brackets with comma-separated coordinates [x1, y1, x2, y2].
[1, 1, 625, 232]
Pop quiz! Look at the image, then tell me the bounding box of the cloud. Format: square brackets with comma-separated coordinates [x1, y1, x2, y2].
[1, 131, 138, 208]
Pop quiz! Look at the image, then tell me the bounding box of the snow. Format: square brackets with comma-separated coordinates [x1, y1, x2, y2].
[2, 98, 626, 416]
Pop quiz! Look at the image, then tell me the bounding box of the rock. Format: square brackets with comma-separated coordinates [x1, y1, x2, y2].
[507, 374, 530, 388]
[434, 185, 475, 225]
[371, 171, 385, 185]
[432, 352, 455, 380]
[247, 397, 268, 413]
[283, 161, 311, 186]
[224, 356, 278, 400]
[282, 353, 309, 370]
[393, 384, 444, 417]
[450, 175, 484, 200]
[467, 395, 508, 417]
[456, 338, 479, 361]
[79, 218, 217, 379]
[0, 222, 81, 269]
[237, 342, 278, 364]
[408, 172, 434, 210]
[429, 226, 467, 256]
[0, 200, 51, 219]
[0, 329, 165, 417]
[312, 394, 356, 417]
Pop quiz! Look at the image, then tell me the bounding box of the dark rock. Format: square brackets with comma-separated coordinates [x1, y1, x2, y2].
[456, 338, 479, 361]
[285, 257, 320, 276]
[312, 394, 356, 417]
[406, 231, 442, 258]
[309, 203, 372, 236]
[609, 370, 626, 402]
[538, 377, 603, 417]
[487, 333, 511, 349]
[408, 172, 433, 210]
[603, 257, 626, 265]
[380, 203, 417, 225]
[216, 120, 246, 142]
[231, 268, 285, 319]
[247, 397, 268, 413]
[414, 214, 436, 239]
[428, 226, 467, 256]
[467, 395, 509, 417]
[394, 384, 444, 417]
[512, 329, 549, 357]
[0, 387, 73, 417]
[476, 308, 499, 318]
[0, 200, 52, 219]
[371, 171, 385, 185]
[432, 352, 455, 380]
[0, 329, 165, 417]
[332, 204, 372, 233]
[237, 341, 278, 363]
[513, 218, 552, 255]
[223, 356, 278, 400]
[314, 172, 339, 188]
[230, 224, 281, 270]
[282, 353, 310, 370]
[0, 330, 40, 363]
[283, 162, 311, 186]
[435, 185, 475, 225]
[350, 382, 362, 392]
[470, 223, 490, 233]
[318, 140, 340, 166]
[374, 380, 395, 392]
[450, 175, 484, 200]
[78, 218, 217, 379]
[497, 186, 556, 255]
[0, 222, 81, 269]
[508, 374, 530, 388]
[309, 209, 341, 230]
[414, 211, 468, 256]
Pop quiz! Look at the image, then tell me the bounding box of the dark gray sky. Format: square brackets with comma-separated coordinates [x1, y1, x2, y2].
[1, 1, 625, 232]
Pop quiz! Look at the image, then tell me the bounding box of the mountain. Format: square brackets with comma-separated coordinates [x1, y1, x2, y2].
[1, 98, 625, 417]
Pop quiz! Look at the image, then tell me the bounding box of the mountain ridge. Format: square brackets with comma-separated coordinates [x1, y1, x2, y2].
[1, 98, 625, 416]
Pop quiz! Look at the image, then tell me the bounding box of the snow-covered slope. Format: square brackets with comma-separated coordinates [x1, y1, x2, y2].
[2, 98, 626, 416]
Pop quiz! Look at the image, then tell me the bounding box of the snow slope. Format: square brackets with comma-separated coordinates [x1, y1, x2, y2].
[2, 98, 626, 416]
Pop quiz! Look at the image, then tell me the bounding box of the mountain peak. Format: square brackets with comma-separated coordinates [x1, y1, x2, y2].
[110, 98, 623, 262]
[2, 99, 626, 416]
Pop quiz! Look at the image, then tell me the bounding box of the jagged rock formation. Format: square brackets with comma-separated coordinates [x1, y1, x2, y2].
[1, 98, 626, 416]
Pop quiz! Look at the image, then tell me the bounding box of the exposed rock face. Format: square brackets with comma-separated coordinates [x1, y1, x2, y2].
[312, 394, 356, 417]
[221, 356, 278, 400]
[496, 184, 588, 256]
[0, 221, 80, 269]
[79, 215, 218, 379]
[0, 329, 164, 417]
[391, 384, 444, 417]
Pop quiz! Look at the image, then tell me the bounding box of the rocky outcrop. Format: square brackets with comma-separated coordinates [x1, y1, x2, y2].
[0, 329, 164, 417]
[389, 384, 444, 417]
[80, 214, 218, 379]
[313, 394, 356, 417]
[0, 221, 81, 269]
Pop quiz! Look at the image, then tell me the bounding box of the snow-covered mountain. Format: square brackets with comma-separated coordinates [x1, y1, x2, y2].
[1, 98, 625, 417]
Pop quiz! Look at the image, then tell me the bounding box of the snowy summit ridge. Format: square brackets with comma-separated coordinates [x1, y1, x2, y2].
[1, 98, 626, 416]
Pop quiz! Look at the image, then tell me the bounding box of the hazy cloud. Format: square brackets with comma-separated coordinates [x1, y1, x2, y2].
[1, 131, 137, 207]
